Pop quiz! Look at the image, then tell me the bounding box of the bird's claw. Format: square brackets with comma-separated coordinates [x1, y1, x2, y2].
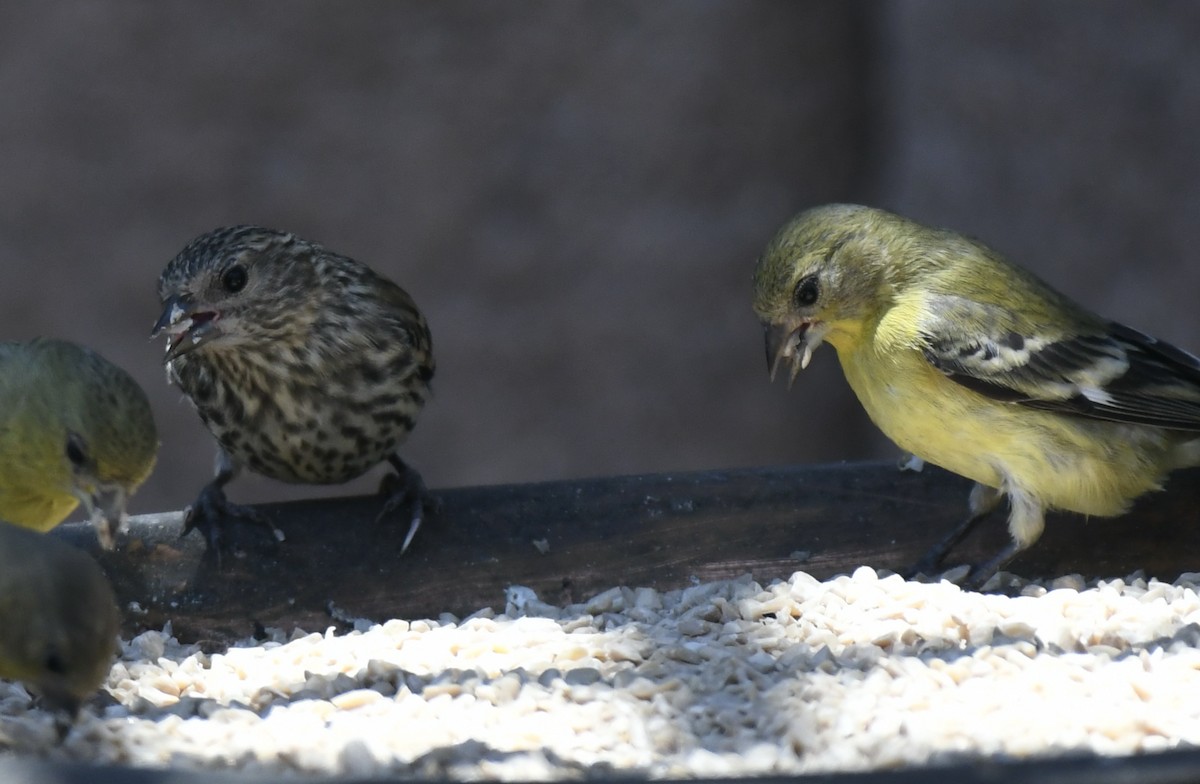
[376, 462, 438, 553]
[181, 483, 284, 564]
[902, 554, 944, 582]
[905, 546, 1016, 592]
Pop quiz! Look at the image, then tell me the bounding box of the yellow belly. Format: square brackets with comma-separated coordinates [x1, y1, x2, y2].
[837, 346, 1173, 517]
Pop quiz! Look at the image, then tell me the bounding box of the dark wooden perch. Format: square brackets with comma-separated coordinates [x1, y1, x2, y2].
[50, 460, 1200, 644]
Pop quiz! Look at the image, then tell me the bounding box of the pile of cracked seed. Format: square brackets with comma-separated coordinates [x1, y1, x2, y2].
[3, 567, 1200, 778]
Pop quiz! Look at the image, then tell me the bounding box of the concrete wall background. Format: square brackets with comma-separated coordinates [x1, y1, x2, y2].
[1, 1, 1198, 517]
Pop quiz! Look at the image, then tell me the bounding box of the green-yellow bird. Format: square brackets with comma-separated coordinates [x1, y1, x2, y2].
[0, 521, 121, 714]
[0, 338, 158, 549]
[754, 204, 1200, 588]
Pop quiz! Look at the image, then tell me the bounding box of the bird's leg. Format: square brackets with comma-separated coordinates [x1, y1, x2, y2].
[182, 451, 284, 559]
[961, 541, 1023, 591]
[906, 482, 1004, 578]
[376, 454, 437, 553]
[962, 485, 1043, 590]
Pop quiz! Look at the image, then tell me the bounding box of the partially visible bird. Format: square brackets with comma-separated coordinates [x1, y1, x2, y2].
[0, 338, 158, 549]
[0, 521, 121, 716]
[152, 225, 435, 554]
[753, 203, 1200, 588]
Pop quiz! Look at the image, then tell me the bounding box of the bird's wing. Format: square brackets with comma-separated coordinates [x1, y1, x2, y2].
[914, 293, 1200, 431]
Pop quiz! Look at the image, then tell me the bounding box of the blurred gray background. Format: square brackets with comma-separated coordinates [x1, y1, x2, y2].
[2, 1, 1199, 516]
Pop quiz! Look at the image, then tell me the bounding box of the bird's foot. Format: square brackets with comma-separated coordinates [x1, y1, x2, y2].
[181, 483, 284, 564]
[903, 525, 968, 580]
[906, 543, 1021, 592]
[959, 542, 1021, 591]
[904, 551, 948, 582]
[376, 459, 438, 553]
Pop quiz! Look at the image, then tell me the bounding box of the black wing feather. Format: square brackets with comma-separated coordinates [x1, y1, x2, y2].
[919, 295, 1200, 431]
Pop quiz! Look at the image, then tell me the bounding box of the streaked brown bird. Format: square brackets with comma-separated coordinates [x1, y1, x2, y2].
[152, 226, 435, 554]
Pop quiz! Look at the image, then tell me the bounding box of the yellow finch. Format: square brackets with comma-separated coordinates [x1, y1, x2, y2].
[0, 338, 158, 549]
[753, 204, 1200, 587]
[0, 521, 121, 715]
[152, 226, 435, 554]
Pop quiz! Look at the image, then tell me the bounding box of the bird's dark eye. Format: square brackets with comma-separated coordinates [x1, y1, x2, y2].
[65, 433, 88, 468]
[793, 274, 820, 307]
[222, 264, 248, 293]
[44, 649, 67, 675]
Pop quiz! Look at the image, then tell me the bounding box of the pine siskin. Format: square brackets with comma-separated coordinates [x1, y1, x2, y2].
[0, 338, 158, 549]
[152, 226, 435, 553]
[0, 521, 121, 715]
[754, 203, 1200, 587]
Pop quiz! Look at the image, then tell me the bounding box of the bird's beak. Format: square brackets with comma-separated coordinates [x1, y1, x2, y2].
[80, 483, 127, 551]
[764, 320, 831, 389]
[152, 294, 222, 362]
[36, 682, 83, 719]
